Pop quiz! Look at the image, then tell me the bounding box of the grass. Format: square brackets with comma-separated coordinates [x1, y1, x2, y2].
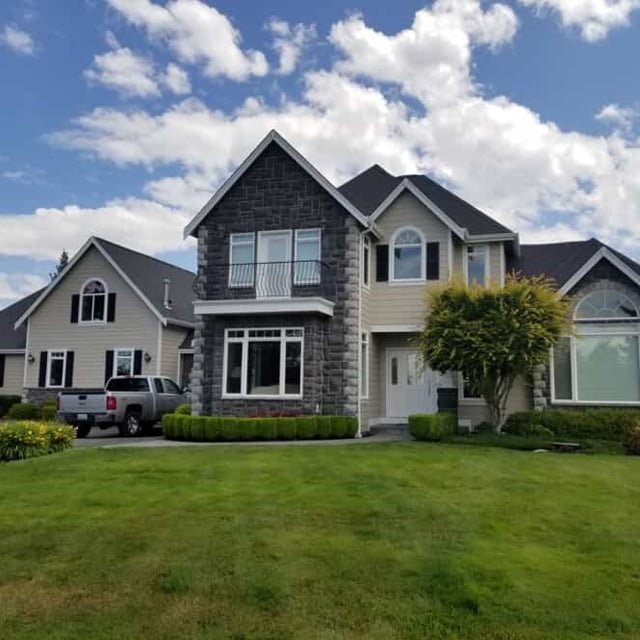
[0, 443, 638, 640]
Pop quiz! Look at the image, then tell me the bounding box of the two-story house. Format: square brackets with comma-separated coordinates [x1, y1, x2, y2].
[185, 130, 640, 432]
[10, 236, 196, 402]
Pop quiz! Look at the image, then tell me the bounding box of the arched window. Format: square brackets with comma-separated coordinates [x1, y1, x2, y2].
[81, 279, 107, 322]
[391, 227, 424, 281]
[574, 289, 638, 320]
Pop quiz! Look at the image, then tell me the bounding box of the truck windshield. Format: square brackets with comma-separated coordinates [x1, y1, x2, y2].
[106, 378, 150, 392]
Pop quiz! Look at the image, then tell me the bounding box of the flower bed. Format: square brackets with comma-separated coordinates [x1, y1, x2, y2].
[0, 421, 75, 462]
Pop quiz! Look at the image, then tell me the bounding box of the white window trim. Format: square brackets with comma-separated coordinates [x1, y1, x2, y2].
[464, 244, 490, 287]
[79, 277, 108, 325]
[46, 349, 68, 389]
[222, 327, 304, 399]
[113, 348, 136, 378]
[362, 236, 371, 290]
[573, 290, 639, 322]
[361, 332, 370, 399]
[550, 329, 640, 405]
[389, 226, 426, 284]
[229, 232, 256, 288]
[293, 228, 322, 285]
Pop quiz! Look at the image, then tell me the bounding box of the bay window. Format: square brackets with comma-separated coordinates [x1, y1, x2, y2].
[552, 290, 640, 403]
[223, 328, 303, 398]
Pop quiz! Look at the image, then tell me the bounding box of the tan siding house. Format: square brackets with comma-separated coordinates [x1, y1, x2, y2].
[0, 354, 25, 396]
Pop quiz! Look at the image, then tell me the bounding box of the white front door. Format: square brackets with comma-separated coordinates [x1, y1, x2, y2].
[257, 231, 292, 298]
[385, 349, 437, 418]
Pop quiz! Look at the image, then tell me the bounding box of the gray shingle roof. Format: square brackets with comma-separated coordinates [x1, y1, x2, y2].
[96, 238, 195, 325]
[509, 238, 640, 288]
[0, 288, 44, 350]
[338, 164, 514, 236]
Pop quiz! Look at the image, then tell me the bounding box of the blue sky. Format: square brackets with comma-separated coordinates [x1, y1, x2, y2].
[1, 0, 640, 307]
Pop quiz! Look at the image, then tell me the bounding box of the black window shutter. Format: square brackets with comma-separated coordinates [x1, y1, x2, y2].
[107, 293, 116, 322]
[133, 350, 143, 375]
[38, 352, 48, 388]
[64, 351, 74, 388]
[376, 244, 389, 282]
[70, 295, 80, 323]
[0, 354, 5, 387]
[426, 242, 440, 280]
[104, 350, 114, 384]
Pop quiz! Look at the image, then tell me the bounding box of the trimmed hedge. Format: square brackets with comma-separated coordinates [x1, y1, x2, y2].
[0, 396, 22, 418]
[7, 403, 39, 421]
[504, 409, 640, 441]
[408, 413, 457, 442]
[175, 403, 192, 415]
[162, 414, 358, 442]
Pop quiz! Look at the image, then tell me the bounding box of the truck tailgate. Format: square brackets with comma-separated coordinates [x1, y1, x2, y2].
[58, 390, 106, 415]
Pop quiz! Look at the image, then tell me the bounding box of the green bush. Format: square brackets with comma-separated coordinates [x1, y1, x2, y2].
[162, 414, 358, 442]
[0, 396, 22, 418]
[504, 409, 640, 441]
[409, 413, 456, 442]
[41, 406, 57, 422]
[175, 403, 192, 415]
[7, 403, 39, 420]
[0, 421, 75, 462]
[296, 416, 318, 439]
[623, 423, 640, 455]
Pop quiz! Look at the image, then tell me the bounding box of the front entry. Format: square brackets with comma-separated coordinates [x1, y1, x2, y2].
[385, 349, 437, 418]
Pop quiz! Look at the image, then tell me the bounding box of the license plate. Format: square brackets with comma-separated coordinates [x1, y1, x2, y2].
[77, 413, 88, 421]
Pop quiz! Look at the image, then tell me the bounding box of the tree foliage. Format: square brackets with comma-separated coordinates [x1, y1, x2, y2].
[49, 250, 69, 281]
[417, 276, 569, 432]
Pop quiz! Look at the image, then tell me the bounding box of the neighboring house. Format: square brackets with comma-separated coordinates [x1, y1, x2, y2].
[184, 130, 640, 431]
[0, 289, 43, 397]
[11, 237, 195, 403]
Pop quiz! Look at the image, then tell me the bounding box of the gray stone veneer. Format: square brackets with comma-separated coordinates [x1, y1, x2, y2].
[24, 388, 66, 404]
[189, 141, 361, 417]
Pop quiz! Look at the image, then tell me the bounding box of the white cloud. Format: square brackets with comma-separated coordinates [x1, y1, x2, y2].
[0, 273, 47, 307]
[267, 18, 316, 74]
[84, 46, 160, 97]
[518, 0, 640, 41]
[106, 0, 268, 80]
[161, 62, 191, 94]
[0, 25, 35, 55]
[596, 103, 638, 131]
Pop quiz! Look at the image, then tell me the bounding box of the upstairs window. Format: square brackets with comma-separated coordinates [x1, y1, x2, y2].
[466, 245, 488, 286]
[81, 279, 107, 322]
[391, 228, 424, 281]
[574, 290, 638, 320]
[229, 233, 255, 287]
[294, 229, 321, 284]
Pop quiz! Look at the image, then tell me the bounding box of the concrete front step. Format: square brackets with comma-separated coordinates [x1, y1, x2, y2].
[368, 423, 410, 437]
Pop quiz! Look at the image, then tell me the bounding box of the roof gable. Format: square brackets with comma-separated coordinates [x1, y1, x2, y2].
[183, 130, 370, 238]
[0, 288, 43, 350]
[14, 237, 195, 329]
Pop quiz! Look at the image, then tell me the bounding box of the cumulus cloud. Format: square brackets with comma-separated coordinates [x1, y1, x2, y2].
[106, 0, 268, 80]
[596, 103, 638, 132]
[518, 0, 640, 41]
[161, 62, 191, 94]
[0, 273, 47, 308]
[267, 18, 316, 74]
[0, 25, 35, 55]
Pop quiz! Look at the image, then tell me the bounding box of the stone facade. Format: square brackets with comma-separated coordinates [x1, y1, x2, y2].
[190, 141, 361, 417]
[24, 388, 62, 404]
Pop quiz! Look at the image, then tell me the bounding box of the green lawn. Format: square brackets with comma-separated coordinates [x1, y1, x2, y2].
[0, 443, 638, 640]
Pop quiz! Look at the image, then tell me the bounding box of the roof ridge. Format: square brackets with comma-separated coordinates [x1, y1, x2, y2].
[94, 236, 195, 277]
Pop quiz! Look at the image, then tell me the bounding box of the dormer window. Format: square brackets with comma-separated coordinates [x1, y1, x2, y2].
[390, 228, 424, 282]
[81, 279, 107, 323]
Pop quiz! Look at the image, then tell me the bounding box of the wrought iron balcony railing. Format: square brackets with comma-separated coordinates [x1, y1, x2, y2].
[193, 260, 337, 301]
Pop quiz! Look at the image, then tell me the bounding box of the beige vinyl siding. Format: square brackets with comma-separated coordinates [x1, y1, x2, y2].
[368, 192, 450, 326]
[1, 354, 25, 396]
[26, 247, 159, 388]
[161, 325, 190, 382]
[457, 375, 532, 426]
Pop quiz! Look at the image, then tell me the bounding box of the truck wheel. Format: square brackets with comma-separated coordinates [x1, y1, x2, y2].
[76, 424, 92, 438]
[119, 412, 143, 437]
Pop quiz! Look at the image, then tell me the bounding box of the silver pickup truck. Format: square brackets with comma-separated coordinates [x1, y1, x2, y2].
[57, 376, 187, 437]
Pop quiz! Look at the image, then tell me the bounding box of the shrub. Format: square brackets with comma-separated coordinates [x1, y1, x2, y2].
[0, 421, 75, 462]
[623, 424, 640, 455]
[175, 404, 192, 415]
[7, 403, 39, 421]
[41, 406, 57, 422]
[162, 414, 358, 442]
[0, 396, 22, 418]
[296, 416, 318, 439]
[409, 413, 456, 442]
[504, 409, 639, 441]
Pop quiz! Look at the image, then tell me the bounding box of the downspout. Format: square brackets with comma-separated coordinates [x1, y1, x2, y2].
[356, 228, 366, 438]
[22, 317, 30, 400]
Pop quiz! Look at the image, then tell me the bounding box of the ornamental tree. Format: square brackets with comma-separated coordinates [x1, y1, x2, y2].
[417, 276, 569, 432]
